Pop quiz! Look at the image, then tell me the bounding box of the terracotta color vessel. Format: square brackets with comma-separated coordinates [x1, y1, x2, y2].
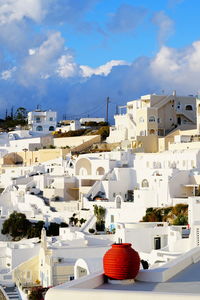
[103, 243, 140, 280]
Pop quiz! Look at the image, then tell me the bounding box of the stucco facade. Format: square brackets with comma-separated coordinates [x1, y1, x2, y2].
[107, 93, 198, 150]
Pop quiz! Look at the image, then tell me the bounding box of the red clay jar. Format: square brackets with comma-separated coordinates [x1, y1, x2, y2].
[103, 243, 140, 280]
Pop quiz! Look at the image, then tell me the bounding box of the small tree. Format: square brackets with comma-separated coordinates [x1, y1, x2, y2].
[69, 213, 78, 226]
[27, 221, 44, 238]
[79, 218, 86, 226]
[14, 107, 27, 122]
[94, 205, 106, 231]
[74, 217, 79, 226]
[46, 223, 60, 236]
[1, 211, 30, 240]
[29, 286, 49, 300]
[173, 215, 188, 225]
[69, 216, 75, 226]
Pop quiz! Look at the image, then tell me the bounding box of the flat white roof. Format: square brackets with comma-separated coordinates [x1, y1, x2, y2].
[97, 261, 200, 294]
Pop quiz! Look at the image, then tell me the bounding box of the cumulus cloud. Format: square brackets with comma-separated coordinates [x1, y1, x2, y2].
[65, 41, 200, 118]
[2, 40, 200, 119]
[152, 11, 174, 46]
[107, 4, 147, 33]
[0, 0, 99, 65]
[1, 0, 200, 121]
[0, 0, 44, 24]
[0, 0, 99, 26]
[18, 32, 74, 85]
[57, 54, 80, 78]
[80, 60, 130, 77]
[150, 41, 200, 91]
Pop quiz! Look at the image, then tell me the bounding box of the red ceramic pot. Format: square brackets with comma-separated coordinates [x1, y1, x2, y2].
[103, 243, 140, 280]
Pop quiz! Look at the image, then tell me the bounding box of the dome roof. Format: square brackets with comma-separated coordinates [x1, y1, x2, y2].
[103, 243, 140, 280]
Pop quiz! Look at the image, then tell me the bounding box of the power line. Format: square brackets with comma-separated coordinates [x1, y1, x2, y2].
[65, 103, 105, 119]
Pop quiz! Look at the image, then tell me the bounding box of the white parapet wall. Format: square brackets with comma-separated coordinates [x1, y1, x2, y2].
[136, 246, 200, 282]
[45, 270, 200, 300]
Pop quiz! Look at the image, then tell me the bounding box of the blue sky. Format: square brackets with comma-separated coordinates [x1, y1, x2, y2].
[59, 0, 200, 66]
[0, 0, 200, 120]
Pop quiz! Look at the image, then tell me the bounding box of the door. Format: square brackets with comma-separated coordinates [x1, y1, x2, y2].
[154, 237, 161, 250]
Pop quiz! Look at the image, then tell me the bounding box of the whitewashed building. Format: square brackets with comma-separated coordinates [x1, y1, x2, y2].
[28, 110, 57, 135]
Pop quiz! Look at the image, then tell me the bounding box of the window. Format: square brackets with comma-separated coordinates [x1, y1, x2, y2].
[35, 117, 41, 123]
[49, 126, 55, 131]
[157, 118, 160, 123]
[111, 215, 114, 223]
[149, 116, 155, 122]
[141, 179, 149, 188]
[36, 125, 43, 131]
[185, 105, 193, 111]
[49, 117, 53, 121]
[69, 276, 74, 281]
[96, 167, 105, 175]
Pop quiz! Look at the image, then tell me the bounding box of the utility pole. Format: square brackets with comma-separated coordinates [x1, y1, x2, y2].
[106, 97, 110, 123]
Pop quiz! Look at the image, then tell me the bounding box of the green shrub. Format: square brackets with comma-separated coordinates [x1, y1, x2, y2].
[173, 215, 188, 225]
[141, 204, 188, 224]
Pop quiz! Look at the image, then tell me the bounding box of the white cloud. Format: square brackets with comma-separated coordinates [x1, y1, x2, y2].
[56, 54, 80, 78]
[29, 48, 36, 55]
[150, 41, 200, 91]
[18, 32, 65, 85]
[66, 41, 200, 116]
[152, 11, 174, 45]
[2, 30, 200, 119]
[80, 60, 130, 77]
[187, 41, 200, 72]
[0, 0, 44, 24]
[1, 67, 16, 80]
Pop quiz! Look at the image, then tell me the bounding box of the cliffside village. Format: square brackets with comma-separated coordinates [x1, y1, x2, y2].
[1, 92, 200, 299]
